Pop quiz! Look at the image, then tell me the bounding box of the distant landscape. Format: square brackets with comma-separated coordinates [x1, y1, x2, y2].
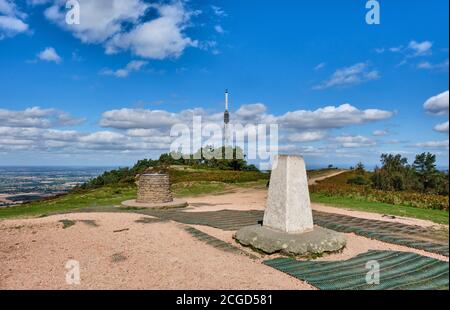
[0, 149, 448, 224]
[0, 166, 114, 207]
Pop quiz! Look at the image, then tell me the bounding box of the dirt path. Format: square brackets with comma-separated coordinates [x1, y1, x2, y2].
[0, 170, 446, 289]
[308, 169, 348, 185]
[0, 213, 313, 290]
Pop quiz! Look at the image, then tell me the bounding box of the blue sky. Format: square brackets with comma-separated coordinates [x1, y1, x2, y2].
[0, 0, 448, 168]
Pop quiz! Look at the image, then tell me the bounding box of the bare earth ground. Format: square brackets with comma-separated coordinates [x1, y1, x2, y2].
[0, 173, 448, 289]
[0, 213, 313, 290]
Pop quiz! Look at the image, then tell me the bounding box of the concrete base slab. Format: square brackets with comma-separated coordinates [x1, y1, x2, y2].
[234, 225, 346, 256]
[121, 199, 188, 209]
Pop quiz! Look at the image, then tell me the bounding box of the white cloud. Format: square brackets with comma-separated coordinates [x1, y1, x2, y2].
[214, 25, 224, 34]
[314, 62, 326, 70]
[314, 63, 379, 90]
[278, 103, 393, 130]
[41, 0, 199, 60]
[100, 60, 148, 78]
[417, 59, 449, 71]
[287, 131, 327, 142]
[235, 103, 267, 119]
[37, 47, 62, 63]
[413, 140, 449, 149]
[379, 41, 433, 57]
[211, 5, 227, 17]
[373, 130, 389, 137]
[0, 0, 28, 39]
[423, 90, 449, 116]
[434, 121, 449, 134]
[105, 2, 198, 59]
[408, 40, 433, 57]
[333, 135, 376, 148]
[0, 107, 83, 128]
[44, 0, 148, 43]
[100, 108, 183, 129]
[78, 131, 125, 144]
[0, 101, 395, 159]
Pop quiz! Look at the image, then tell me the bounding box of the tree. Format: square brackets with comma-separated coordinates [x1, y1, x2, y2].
[371, 154, 409, 191]
[413, 152, 439, 192]
[355, 162, 365, 175]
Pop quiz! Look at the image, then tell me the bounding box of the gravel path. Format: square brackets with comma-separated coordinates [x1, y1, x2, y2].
[0, 213, 313, 290]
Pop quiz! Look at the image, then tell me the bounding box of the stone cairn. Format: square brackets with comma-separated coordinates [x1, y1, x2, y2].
[136, 168, 173, 204]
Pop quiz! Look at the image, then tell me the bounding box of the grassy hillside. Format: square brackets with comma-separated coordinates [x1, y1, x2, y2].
[0, 169, 269, 220]
[0, 167, 447, 225]
[310, 170, 449, 224]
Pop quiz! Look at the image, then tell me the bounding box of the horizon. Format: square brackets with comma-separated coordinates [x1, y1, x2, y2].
[0, 0, 449, 168]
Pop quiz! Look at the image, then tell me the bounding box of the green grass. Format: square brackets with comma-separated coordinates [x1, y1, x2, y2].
[172, 181, 231, 197]
[0, 186, 136, 220]
[1, 174, 447, 226]
[311, 193, 449, 225]
[0, 180, 248, 220]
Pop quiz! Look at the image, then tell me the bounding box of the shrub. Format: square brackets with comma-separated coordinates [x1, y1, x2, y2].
[347, 175, 370, 186]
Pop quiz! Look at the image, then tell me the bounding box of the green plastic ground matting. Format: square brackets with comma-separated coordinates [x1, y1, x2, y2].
[264, 250, 449, 290]
[313, 211, 449, 257]
[183, 226, 257, 259]
[60, 207, 449, 256]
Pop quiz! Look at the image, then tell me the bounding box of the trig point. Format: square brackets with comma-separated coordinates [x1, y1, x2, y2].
[264, 155, 314, 233]
[234, 155, 346, 256]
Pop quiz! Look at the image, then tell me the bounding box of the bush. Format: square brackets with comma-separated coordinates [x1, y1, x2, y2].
[347, 175, 370, 186]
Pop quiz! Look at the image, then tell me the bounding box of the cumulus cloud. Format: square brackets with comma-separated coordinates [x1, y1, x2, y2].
[378, 40, 433, 57]
[373, 130, 389, 137]
[37, 47, 62, 63]
[333, 135, 376, 148]
[235, 103, 267, 119]
[287, 131, 327, 142]
[100, 60, 148, 78]
[314, 63, 380, 90]
[105, 2, 198, 59]
[417, 59, 449, 71]
[0, 0, 28, 39]
[423, 90, 449, 115]
[413, 140, 449, 149]
[44, 0, 148, 43]
[277, 103, 393, 130]
[214, 25, 224, 34]
[407, 40, 433, 57]
[0, 107, 83, 128]
[41, 0, 199, 60]
[0, 101, 395, 158]
[434, 121, 449, 134]
[100, 108, 183, 129]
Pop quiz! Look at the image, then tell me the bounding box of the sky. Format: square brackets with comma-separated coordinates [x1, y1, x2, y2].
[0, 0, 448, 168]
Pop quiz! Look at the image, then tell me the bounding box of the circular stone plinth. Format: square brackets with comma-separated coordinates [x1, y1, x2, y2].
[234, 225, 346, 256]
[121, 199, 188, 209]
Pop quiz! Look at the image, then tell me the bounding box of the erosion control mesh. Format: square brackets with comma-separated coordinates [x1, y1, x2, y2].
[184, 227, 258, 259]
[64, 206, 449, 256]
[138, 209, 449, 256]
[264, 250, 449, 290]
